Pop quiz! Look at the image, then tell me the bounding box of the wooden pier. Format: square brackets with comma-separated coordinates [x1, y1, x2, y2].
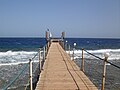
[35, 42, 98, 90]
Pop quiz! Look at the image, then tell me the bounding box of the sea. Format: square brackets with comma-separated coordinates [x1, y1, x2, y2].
[0, 38, 120, 90]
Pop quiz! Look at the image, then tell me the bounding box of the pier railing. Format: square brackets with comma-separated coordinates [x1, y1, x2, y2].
[2, 43, 49, 90]
[2, 41, 120, 90]
[65, 42, 120, 90]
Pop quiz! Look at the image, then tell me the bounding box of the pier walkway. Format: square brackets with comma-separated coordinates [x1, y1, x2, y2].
[35, 42, 98, 90]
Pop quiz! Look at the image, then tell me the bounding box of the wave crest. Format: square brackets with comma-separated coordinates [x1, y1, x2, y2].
[0, 51, 38, 66]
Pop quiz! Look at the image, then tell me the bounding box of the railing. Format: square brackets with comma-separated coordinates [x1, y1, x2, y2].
[2, 43, 49, 90]
[65, 42, 120, 90]
[2, 41, 120, 90]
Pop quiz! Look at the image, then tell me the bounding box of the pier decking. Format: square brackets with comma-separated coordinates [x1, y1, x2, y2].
[35, 42, 98, 90]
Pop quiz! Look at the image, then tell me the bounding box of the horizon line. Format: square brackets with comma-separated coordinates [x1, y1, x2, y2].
[0, 36, 120, 39]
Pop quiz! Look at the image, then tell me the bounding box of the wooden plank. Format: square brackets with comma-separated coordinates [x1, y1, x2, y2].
[35, 42, 98, 90]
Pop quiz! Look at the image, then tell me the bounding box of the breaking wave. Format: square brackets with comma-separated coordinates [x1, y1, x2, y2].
[66, 49, 120, 60]
[0, 51, 39, 66]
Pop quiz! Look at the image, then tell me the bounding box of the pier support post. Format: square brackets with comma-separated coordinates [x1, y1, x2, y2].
[101, 53, 109, 90]
[81, 48, 84, 72]
[29, 59, 33, 90]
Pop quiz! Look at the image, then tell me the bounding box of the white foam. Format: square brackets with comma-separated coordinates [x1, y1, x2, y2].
[66, 49, 120, 60]
[0, 51, 39, 66]
[0, 51, 37, 56]
[67, 49, 120, 54]
[0, 61, 29, 66]
[0, 60, 39, 66]
[0, 49, 120, 66]
[87, 49, 120, 53]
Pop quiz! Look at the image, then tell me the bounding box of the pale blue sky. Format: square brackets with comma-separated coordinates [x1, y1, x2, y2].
[0, 0, 120, 38]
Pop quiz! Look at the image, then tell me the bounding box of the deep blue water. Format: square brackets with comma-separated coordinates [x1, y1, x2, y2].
[65, 38, 120, 50]
[0, 38, 46, 51]
[0, 38, 120, 51]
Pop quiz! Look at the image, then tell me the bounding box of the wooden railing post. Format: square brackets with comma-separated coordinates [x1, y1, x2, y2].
[29, 59, 33, 90]
[45, 45, 47, 56]
[81, 48, 84, 72]
[69, 45, 70, 56]
[43, 46, 45, 61]
[73, 48, 74, 61]
[65, 40, 68, 50]
[73, 43, 76, 61]
[47, 42, 49, 53]
[101, 53, 109, 90]
[39, 48, 41, 71]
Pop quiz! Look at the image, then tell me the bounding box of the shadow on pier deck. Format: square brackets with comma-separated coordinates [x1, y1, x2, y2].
[35, 42, 98, 90]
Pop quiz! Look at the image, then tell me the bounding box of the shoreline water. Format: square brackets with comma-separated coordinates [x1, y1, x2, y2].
[0, 50, 120, 90]
[0, 48, 120, 66]
[0, 38, 120, 89]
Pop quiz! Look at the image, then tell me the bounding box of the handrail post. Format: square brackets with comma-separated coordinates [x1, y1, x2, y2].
[81, 48, 84, 72]
[29, 59, 33, 90]
[101, 53, 109, 90]
[47, 42, 49, 53]
[65, 40, 68, 50]
[73, 48, 74, 61]
[39, 48, 41, 71]
[45, 45, 47, 57]
[73, 43, 76, 61]
[69, 45, 70, 56]
[43, 46, 45, 61]
[41, 47, 45, 70]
